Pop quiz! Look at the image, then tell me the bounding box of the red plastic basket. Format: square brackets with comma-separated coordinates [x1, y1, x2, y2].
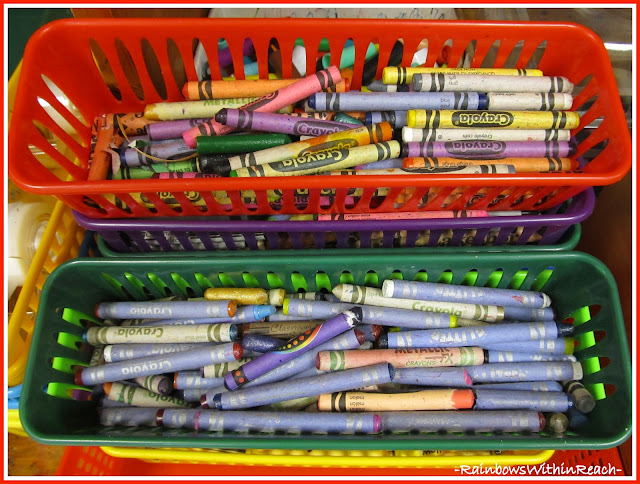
[9, 18, 630, 218]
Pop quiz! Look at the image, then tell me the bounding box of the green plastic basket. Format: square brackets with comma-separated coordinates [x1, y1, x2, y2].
[20, 252, 631, 450]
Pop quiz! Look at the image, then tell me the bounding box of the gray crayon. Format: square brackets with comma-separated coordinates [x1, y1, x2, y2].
[99, 407, 161, 427]
[181, 386, 226, 403]
[562, 380, 596, 413]
[467, 361, 583, 383]
[473, 388, 571, 412]
[546, 412, 570, 433]
[567, 407, 589, 431]
[203, 362, 394, 410]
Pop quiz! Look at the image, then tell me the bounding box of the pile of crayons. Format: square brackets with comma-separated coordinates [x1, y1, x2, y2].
[75, 280, 596, 436]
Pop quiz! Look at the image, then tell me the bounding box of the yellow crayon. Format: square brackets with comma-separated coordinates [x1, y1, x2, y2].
[407, 110, 580, 130]
[382, 67, 544, 84]
[204, 287, 269, 305]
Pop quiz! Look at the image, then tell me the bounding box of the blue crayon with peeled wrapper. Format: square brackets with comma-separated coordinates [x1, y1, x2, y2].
[466, 361, 583, 383]
[473, 388, 571, 412]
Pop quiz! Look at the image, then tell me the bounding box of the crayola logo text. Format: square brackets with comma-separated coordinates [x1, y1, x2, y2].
[445, 141, 506, 155]
[452, 112, 514, 127]
[274, 150, 347, 172]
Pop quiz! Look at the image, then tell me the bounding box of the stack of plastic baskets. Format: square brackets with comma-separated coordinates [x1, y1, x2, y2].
[9, 17, 631, 474]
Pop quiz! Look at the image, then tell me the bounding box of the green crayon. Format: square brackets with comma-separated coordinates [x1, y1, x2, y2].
[196, 133, 293, 155]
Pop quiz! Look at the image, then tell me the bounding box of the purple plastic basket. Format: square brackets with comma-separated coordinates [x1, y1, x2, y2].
[73, 189, 594, 253]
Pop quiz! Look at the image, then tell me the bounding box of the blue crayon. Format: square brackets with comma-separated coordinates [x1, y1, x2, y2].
[354, 158, 404, 170]
[103, 343, 206, 362]
[466, 361, 583, 383]
[365, 111, 408, 128]
[76, 342, 243, 386]
[482, 339, 575, 355]
[181, 386, 226, 403]
[224, 308, 363, 390]
[137, 318, 227, 327]
[476, 381, 564, 392]
[380, 410, 545, 433]
[267, 310, 312, 322]
[174, 371, 225, 390]
[392, 367, 472, 387]
[242, 334, 287, 353]
[381, 280, 551, 309]
[355, 324, 383, 342]
[502, 306, 556, 322]
[98, 407, 161, 427]
[191, 410, 381, 434]
[486, 351, 577, 363]
[146, 305, 276, 325]
[308, 92, 487, 112]
[204, 362, 394, 410]
[567, 407, 589, 431]
[382, 322, 569, 349]
[473, 388, 571, 412]
[157, 408, 200, 429]
[95, 300, 237, 320]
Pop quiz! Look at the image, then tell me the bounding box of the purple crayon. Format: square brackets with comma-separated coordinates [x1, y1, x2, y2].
[147, 119, 210, 141]
[205, 362, 394, 410]
[381, 280, 551, 309]
[355, 158, 404, 170]
[94, 300, 237, 320]
[103, 343, 207, 362]
[392, 367, 472, 387]
[215, 109, 354, 137]
[136, 318, 225, 327]
[482, 339, 575, 355]
[307, 92, 487, 112]
[402, 140, 574, 159]
[242, 334, 287, 353]
[380, 322, 571, 349]
[486, 351, 577, 363]
[501, 306, 556, 322]
[466, 361, 584, 383]
[473, 388, 571, 412]
[75, 343, 242, 386]
[380, 410, 545, 433]
[173, 371, 225, 390]
[123, 139, 196, 167]
[224, 308, 363, 390]
[476, 381, 564, 392]
[157, 409, 200, 429]
[98, 407, 161, 427]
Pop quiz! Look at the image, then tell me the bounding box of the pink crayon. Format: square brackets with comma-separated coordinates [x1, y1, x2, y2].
[182, 66, 342, 147]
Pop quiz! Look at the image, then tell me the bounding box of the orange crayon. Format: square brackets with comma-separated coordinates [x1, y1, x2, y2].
[317, 389, 476, 411]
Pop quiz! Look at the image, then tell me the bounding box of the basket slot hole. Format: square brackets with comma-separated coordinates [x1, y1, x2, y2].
[40, 74, 88, 127]
[170, 273, 197, 298]
[363, 270, 379, 288]
[601, 383, 617, 398]
[192, 37, 211, 81]
[436, 269, 453, 284]
[566, 304, 602, 326]
[315, 272, 332, 292]
[51, 356, 88, 375]
[581, 356, 611, 376]
[360, 40, 380, 86]
[267, 37, 284, 78]
[166, 38, 188, 95]
[266, 272, 285, 289]
[61, 308, 103, 329]
[101, 272, 133, 300]
[242, 38, 258, 78]
[217, 272, 236, 288]
[524, 40, 547, 69]
[574, 94, 598, 116]
[32, 110, 85, 172]
[146, 273, 174, 297]
[115, 38, 144, 101]
[530, 267, 555, 292]
[501, 40, 525, 68]
[124, 272, 153, 300]
[577, 134, 609, 166]
[479, 40, 501, 68]
[413, 270, 428, 283]
[572, 73, 594, 97]
[242, 272, 261, 288]
[140, 38, 167, 100]
[384, 38, 406, 74]
[216, 38, 232, 78]
[89, 38, 121, 100]
[460, 270, 479, 286]
[290, 37, 307, 77]
[194, 273, 214, 291]
[507, 269, 529, 290]
[457, 39, 476, 68]
[291, 272, 309, 292]
[56, 332, 89, 352]
[437, 39, 453, 67]
[339, 271, 354, 285]
[389, 270, 404, 281]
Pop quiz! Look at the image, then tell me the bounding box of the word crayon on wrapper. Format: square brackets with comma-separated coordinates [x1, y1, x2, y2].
[239, 321, 323, 338]
[183, 66, 342, 146]
[76, 342, 243, 386]
[382, 67, 544, 84]
[411, 73, 574, 94]
[402, 140, 574, 159]
[224, 308, 363, 390]
[307, 92, 488, 112]
[95, 300, 237, 320]
[407, 110, 581, 130]
[85, 324, 237, 345]
[402, 127, 571, 143]
[318, 389, 475, 411]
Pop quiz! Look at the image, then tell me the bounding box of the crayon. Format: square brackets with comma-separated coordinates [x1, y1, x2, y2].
[181, 387, 220, 403]
[107, 112, 156, 136]
[402, 127, 572, 143]
[223, 308, 363, 390]
[466, 361, 584, 383]
[215, 122, 393, 176]
[333, 284, 503, 322]
[147, 118, 210, 141]
[486, 92, 574, 111]
[157, 408, 200, 429]
[282, 299, 456, 329]
[286, 292, 328, 301]
[190, 410, 381, 434]
[182, 78, 348, 100]
[203, 287, 269, 305]
[402, 156, 576, 172]
[268, 289, 287, 306]
[215, 109, 354, 137]
[307, 92, 487, 112]
[103, 343, 207, 362]
[382, 67, 544, 85]
[473, 388, 571, 412]
[113, 161, 211, 180]
[134, 375, 173, 395]
[196, 133, 293, 155]
[354, 158, 404, 170]
[475, 381, 564, 392]
[202, 359, 252, 379]
[135, 317, 232, 327]
[380, 409, 545, 433]
[89, 345, 105, 367]
[367, 80, 414, 92]
[85, 324, 238, 345]
[75, 343, 243, 386]
[365, 111, 408, 128]
[257, 396, 320, 411]
[204, 362, 394, 410]
[381, 280, 551, 309]
[242, 334, 287, 353]
[407, 110, 581, 130]
[237, 329, 364, 390]
[298, 211, 493, 221]
[546, 412, 570, 433]
[103, 382, 191, 408]
[482, 339, 575, 355]
[319, 389, 475, 412]
[182, 66, 342, 145]
[486, 351, 577, 363]
[98, 407, 161, 427]
[239, 321, 324, 339]
[333, 112, 365, 125]
[402, 140, 574, 159]
[122, 140, 196, 167]
[562, 380, 596, 413]
[316, 347, 485, 371]
[94, 300, 237, 320]
[231, 141, 401, 178]
[411, 73, 574, 93]
[392, 367, 472, 387]
[501, 306, 556, 322]
[331, 165, 516, 175]
[354, 324, 383, 342]
[566, 407, 589, 431]
[381, 322, 571, 349]
[173, 371, 224, 390]
[144, 98, 270, 121]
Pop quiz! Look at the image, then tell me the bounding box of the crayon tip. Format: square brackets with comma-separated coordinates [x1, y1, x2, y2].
[538, 412, 547, 432]
[211, 393, 223, 410]
[214, 108, 228, 125]
[253, 304, 277, 321]
[282, 298, 290, 315]
[370, 324, 383, 341]
[331, 285, 342, 299]
[462, 369, 473, 386]
[200, 395, 210, 409]
[454, 389, 476, 410]
[372, 414, 382, 434]
[228, 324, 239, 341]
[387, 363, 396, 381]
[232, 342, 244, 361]
[94, 304, 102, 319]
[173, 373, 179, 389]
[155, 409, 165, 426]
[376, 333, 388, 349]
[211, 161, 232, 177]
[74, 370, 85, 386]
[354, 329, 366, 345]
[102, 382, 113, 395]
[182, 131, 198, 149]
[349, 306, 364, 324]
[556, 322, 574, 337]
[227, 300, 238, 317]
[307, 95, 316, 110]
